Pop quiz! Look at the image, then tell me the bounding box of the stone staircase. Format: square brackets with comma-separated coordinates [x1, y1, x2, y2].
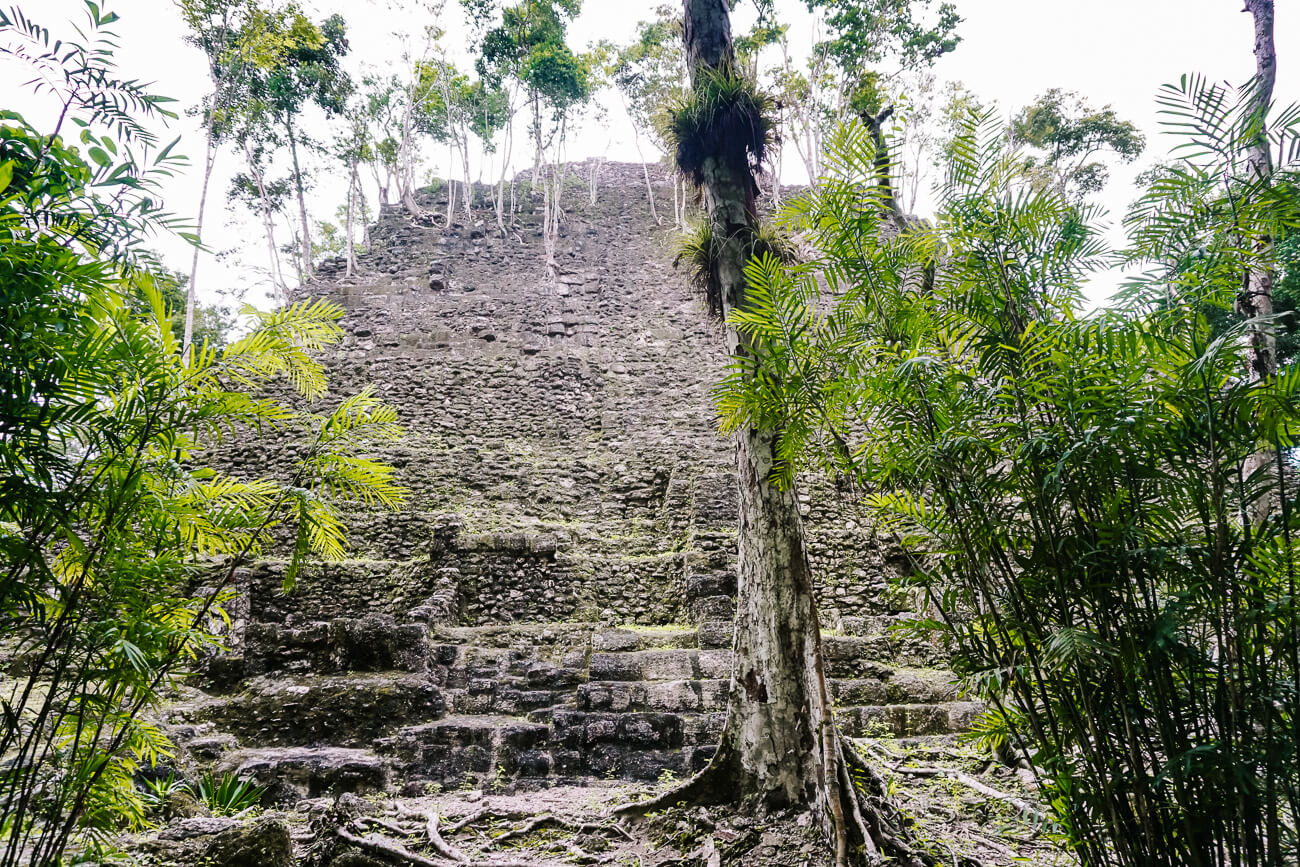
[170, 167, 983, 812]
[172, 612, 979, 805]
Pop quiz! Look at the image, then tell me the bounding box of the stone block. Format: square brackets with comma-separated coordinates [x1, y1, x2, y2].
[218, 747, 390, 804]
[588, 654, 641, 681]
[686, 572, 735, 599]
[592, 629, 642, 653]
[689, 595, 734, 622]
[696, 620, 733, 649]
[146, 816, 294, 867]
[204, 673, 445, 746]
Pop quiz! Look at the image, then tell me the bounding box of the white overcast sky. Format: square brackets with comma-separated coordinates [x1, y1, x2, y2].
[3, 0, 1297, 309]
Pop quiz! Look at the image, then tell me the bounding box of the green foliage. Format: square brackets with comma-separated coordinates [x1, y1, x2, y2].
[193, 773, 266, 815]
[413, 58, 509, 149]
[805, 0, 961, 72]
[662, 69, 775, 191]
[1137, 76, 1300, 370]
[128, 266, 236, 348]
[243, 8, 352, 120]
[719, 83, 1300, 865]
[0, 6, 403, 865]
[477, 0, 589, 113]
[674, 217, 796, 317]
[770, 0, 960, 186]
[1013, 88, 1145, 197]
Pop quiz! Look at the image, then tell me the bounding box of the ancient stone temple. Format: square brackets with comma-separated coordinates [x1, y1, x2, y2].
[174, 162, 978, 804]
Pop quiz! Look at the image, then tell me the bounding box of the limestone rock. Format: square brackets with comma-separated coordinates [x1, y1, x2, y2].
[146, 815, 292, 867]
[217, 746, 391, 804]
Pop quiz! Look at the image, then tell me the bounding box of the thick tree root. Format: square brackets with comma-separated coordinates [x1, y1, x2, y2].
[608, 737, 968, 867]
[839, 735, 944, 867]
[334, 827, 446, 867]
[884, 763, 1049, 826]
[609, 760, 726, 817]
[489, 813, 632, 847]
[390, 803, 473, 863]
[335, 824, 553, 867]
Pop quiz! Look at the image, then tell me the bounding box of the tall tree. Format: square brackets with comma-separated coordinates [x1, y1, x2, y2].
[177, 0, 257, 360]
[228, 122, 294, 296]
[617, 4, 929, 866]
[771, 0, 959, 184]
[334, 111, 372, 277]
[227, 5, 352, 280]
[1240, 0, 1278, 520]
[1011, 88, 1144, 199]
[476, 0, 590, 272]
[356, 72, 405, 208]
[412, 56, 506, 226]
[614, 6, 688, 224]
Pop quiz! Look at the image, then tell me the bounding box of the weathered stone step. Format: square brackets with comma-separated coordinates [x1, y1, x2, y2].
[543, 708, 724, 750]
[577, 679, 729, 713]
[588, 649, 731, 682]
[216, 746, 390, 804]
[836, 701, 984, 738]
[575, 666, 961, 714]
[542, 708, 723, 780]
[830, 668, 962, 705]
[591, 626, 700, 652]
[824, 629, 949, 669]
[380, 715, 553, 786]
[585, 644, 953, 683]
[430, 623, 596, 653]
[240, 615, 430, 678]
[201, 672, 444, 746]
[441, 649, 587, 689]
[443, 683, 566, 715]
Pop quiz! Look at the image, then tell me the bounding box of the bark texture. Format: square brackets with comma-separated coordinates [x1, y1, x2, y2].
[1239, 0, 1277, 381]
[681, 0, 850, 855]
[634, 8, 936, 865]
[1240, 0, 1278, 520]
[286, 115, 314, 281]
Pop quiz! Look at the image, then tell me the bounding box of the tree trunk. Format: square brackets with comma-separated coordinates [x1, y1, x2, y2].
[496, 94, 515, 237]
[1240, 0, 1277, 380]
[589, 155, 602, 206]
[285, 114, 313, 281]
[184, 121, 217, 363]
[370, 160, 388, 207]
[541, 116, 567, 277]
[446, 139, 457, 227]
[399, 94, 422, 218]
[623, 6, 931, 866]
[531, 93, 543, 186]
[460, 130, 473, 214]
[345, 160, 359, 278]
[243, 138, 288, 302]
[1240, 0, 1278, 522]
[630, 121, 660, 224]
[672, 171, 680, 228]
[683, 0, 844, 845]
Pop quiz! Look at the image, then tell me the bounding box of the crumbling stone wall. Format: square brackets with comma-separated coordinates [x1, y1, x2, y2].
[218, 162, 904, 629]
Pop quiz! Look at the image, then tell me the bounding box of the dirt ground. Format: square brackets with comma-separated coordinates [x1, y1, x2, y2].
[266, 736, 1075, 867]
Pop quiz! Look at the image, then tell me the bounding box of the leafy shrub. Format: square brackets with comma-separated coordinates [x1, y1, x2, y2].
[193, 774, 266, 816]
[138, 774, 187, 812]
[0, 6, 405, 865]
[719, 92, 1300, 866]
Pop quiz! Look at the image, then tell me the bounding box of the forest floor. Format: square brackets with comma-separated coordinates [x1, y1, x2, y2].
[133, 736, 1073, 867]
